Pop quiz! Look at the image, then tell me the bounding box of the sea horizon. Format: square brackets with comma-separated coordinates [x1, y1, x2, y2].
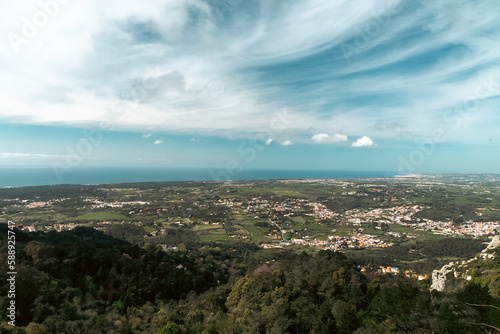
[0, 167, 400, 188]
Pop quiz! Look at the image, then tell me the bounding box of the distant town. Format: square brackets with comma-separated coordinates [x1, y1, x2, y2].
[8, 175, 498, 257]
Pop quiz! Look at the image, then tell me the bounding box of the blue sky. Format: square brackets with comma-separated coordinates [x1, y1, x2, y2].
[1, 0, 499, 174]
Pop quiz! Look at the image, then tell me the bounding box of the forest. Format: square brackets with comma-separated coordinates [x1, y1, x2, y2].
[1, 224, 499, 333]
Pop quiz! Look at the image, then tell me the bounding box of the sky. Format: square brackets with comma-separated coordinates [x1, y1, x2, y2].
[0, 0, 499, 174]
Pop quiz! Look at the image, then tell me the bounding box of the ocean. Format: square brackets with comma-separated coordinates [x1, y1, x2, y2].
[0, 167, 397, 188]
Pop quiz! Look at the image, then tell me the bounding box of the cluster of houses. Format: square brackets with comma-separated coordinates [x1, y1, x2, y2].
[218, 197, 339, 222]
[21, 224, 36, 232]
[84, 199, 150, 208]
[21, 223, 81, 232]
[25, 201, 51, 208]
[360, 265, 429, 280]
[308, 202, 338, 220]
[345, 205, 424, 225]
[288, 233, 392, 251]
[409, 219, 500, 237]
[345, 205, 499, 237]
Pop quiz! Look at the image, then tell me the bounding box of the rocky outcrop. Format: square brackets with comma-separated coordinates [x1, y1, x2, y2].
[430, 235, 499, 292]
[482, 235, 500, 253]
[430, 262, 455, 292]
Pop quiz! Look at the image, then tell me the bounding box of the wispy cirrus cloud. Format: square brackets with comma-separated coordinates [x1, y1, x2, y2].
[0, 0, 499, 146]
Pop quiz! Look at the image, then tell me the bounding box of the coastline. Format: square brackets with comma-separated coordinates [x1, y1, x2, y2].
[0, 167, 398, 188]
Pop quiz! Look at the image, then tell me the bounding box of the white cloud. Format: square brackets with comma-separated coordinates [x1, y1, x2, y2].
[154, 139, 163, 145]
[351, 136, 374, 147]
[312, 133, 329, 142]
[281, 140, 292, 146]
[312, 133, 348, 143]
[265, 138, 273, 145]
